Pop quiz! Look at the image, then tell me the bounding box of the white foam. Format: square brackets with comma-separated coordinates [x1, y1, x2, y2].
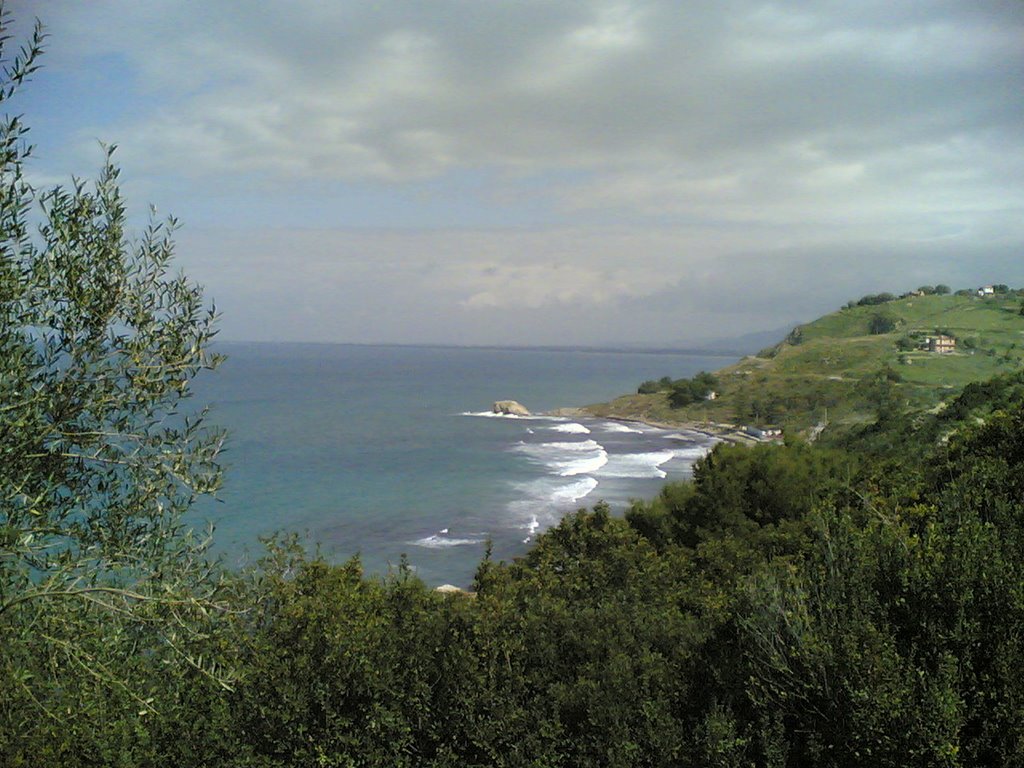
[596, 450, 676, 479]
[513, 439, 609, 476]
[601, 422, 643, 433]
[550, 422, 591, 434]
[508, 475, 601, 543]
[550, 476, 599, 503]
[555, 451, 609, 476]
[460, 411, 564, 422]
[412, 533, 485, 549]
[674, 446, 712, 460]
[514, 438, 603, 454]
[508, 477, 600, 519]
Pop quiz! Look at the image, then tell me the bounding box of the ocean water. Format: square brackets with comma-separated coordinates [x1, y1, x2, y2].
[190, 343, 735, 586]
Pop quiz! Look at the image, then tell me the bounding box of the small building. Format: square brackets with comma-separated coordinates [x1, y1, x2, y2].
[927, 335, 956, 354]
[744, 425, 783, 440]
[978, 285, 995, 296]
[705, 390, 718, 401]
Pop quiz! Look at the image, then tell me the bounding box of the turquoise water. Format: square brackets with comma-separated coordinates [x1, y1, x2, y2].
[191, 343, 735, 586]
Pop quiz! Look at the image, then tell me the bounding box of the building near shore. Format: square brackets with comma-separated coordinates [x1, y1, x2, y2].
[927, 335, 956, 354]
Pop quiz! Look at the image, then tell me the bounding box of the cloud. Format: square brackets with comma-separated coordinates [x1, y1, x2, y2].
[172, 223, 1024, 346]
[40, 2, 1024, 183]
[16, 0, 1024, 345]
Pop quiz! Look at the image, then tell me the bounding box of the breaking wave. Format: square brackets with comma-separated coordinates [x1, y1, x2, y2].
[513, 438, 609, 476]
[460, 411, 563, 422]
[412, 533, 486, 549]
[596, 450, 677, 479]
[549, 422, 591, 434]
[601, 421, 644, 434]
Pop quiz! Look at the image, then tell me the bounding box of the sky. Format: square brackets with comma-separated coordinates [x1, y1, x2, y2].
[7, 1, 1024, 346]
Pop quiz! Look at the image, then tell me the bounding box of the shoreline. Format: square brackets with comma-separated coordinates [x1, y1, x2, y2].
[545, 407, 758, 445]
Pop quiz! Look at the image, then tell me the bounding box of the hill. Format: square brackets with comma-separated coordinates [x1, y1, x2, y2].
[584, 289, 1024, 436]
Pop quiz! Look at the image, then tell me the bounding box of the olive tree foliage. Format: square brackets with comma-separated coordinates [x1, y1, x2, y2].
[0, 15, 232, 715]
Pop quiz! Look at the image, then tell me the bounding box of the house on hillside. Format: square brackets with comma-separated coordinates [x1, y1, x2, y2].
[978, 285, 995, 296]
[927, 335, 956, 354]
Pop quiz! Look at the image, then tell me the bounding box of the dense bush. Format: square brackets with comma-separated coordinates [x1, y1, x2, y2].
[637, 375, 673, 394]
[668, 371, 718, 408]
[869, 312, 897, 334]
[896, 334, 919, 351]
[856, 292, 896, 306]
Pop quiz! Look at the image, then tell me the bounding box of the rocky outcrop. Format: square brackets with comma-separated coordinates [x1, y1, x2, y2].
[492, 400, 530, 416]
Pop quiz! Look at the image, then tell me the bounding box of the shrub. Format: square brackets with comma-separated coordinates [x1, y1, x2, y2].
[668, 372, 718, 408]
[896, 335, 918, 352]
[869, 313, 896, 334]
[856, 292, 896, 306]
[638, 376, 673, 394]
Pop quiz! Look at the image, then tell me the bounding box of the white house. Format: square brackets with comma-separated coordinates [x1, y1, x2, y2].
[927, 335, 956, 354]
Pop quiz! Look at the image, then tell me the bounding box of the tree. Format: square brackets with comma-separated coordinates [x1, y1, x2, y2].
[868, 312, 896, 334]
[668, 371, 718, 408]
[638, 375, 673, 394]
[0, 10, 233, 749]
[934, 284, 950, 295]
[856, 292, 895, 306]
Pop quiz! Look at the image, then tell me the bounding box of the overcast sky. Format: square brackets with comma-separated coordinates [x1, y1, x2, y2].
[9, 1, 1024, 346]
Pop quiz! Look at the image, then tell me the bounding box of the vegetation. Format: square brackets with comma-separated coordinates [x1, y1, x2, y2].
[637, 375, 673, 394]
[5, 9, 1024, 766]
[868, 312, 896, 334]
[1, 15, 235, 761]
[667, 371, 718, 408]
[598, 288, 1024, 434]
[13, 380, 1024, 766]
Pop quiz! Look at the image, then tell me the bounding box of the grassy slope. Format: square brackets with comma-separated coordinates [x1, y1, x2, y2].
[585, 293, 1024, 435]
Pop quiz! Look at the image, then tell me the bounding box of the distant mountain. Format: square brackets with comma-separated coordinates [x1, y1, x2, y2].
[684, 324, 801, 356]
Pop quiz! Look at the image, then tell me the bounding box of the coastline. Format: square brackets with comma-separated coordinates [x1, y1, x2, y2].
[545, 407, 758, 445]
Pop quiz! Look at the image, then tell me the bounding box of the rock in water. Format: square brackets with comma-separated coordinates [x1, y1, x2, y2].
[492, 400, 530, 416]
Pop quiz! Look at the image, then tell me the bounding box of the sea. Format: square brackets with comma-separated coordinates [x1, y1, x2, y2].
[189, 343, 737, 587]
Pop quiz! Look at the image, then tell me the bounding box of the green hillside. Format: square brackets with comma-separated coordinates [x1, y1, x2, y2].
[586, 289, 1024, 435]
